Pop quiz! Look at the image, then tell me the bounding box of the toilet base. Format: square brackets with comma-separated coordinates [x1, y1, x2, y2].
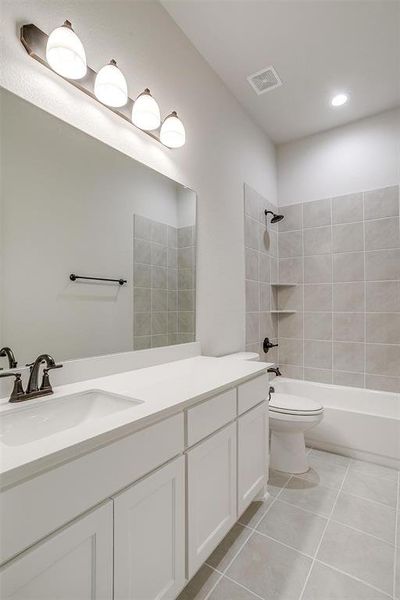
[270, 430, 308, 474]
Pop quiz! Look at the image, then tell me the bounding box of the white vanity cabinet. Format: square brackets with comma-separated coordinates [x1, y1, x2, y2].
[238, 401, 268, 515]
[187, 422, 237, 578]
[0, 370, 269, 600]
[113, 456, 185, 600]
[0, 502, 113, 600]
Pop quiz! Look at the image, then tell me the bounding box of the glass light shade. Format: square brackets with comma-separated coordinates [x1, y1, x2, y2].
[131, 89, 161, 131]
[46, 20, 87, 80]
[94, 60, 128, 107]
[331, 93, 348, 107]
[160, 111, 185, 148]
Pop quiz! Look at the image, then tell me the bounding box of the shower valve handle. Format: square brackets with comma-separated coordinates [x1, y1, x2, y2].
[263, 337, 278, 354]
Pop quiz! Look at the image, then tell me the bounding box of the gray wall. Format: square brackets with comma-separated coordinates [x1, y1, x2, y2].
[244, 184, 278, 363]
[275, 185, 400, 392]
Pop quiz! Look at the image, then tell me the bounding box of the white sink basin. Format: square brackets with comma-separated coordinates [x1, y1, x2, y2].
[0, 390, 143, 446]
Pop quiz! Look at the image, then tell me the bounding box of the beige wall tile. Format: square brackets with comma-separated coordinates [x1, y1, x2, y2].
[366, 249, 400, 281]
[279, 338, 303, 366]
[279, 230, 303, 258]
[365, 374, 400, 393]
[333, 371, 364, 388]
[304, 255, 332, 283]
[332, 222, 364, 253]
[333, 313, 365, 342]
[304, 284, 332, 311]
[278, 204, 302, 232]
[333, 342, 364, 373]
[303, 198, 331, 228]
[279, 257, 303, 283]
[366, 281, 400, 312]
[364, 186, 399, 220]
[278, 312, 303, 339]
[332, 193, 363, 224]
[246, 279, 260, 311]
[332, 282, 364, 312]
[365, 217, 400, 251]
[366, 343, 400, 377]
[333, 252, 364, 282]
[304, 367, 332, 384]
[278, 285, 303, 310]
[304, 340, 332, 369]
[304, 313, 332, 340]
[304, 226, 332, 256]
[366, 313, 400, 344]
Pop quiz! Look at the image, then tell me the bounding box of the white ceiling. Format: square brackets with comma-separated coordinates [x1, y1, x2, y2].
[162, 0, 400, 144]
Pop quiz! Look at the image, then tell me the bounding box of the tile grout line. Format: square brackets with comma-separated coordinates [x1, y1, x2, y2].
[314, 559, 394, 599]
[330, 197, 334, 383]
[204, 475, 296, 589]
[297, 459, 351, 600]
[362, 191, 367, 388]
[393, 470, 399, 599]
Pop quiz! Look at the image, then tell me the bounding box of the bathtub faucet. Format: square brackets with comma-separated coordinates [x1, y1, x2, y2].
[268, 366, 282, 377]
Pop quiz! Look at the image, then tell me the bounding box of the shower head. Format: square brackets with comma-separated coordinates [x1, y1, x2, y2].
[265, 210, 284, 224]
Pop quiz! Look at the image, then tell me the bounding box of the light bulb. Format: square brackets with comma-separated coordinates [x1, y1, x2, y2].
[131, 89, 161, 131]
[46, 20, 87, 80]
[331, 93, 348, 107]
[94, 59, 128, 107]
[160, 111, 185, 148]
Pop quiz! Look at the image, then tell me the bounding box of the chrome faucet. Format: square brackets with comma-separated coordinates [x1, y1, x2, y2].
[0, 347, 18, 369]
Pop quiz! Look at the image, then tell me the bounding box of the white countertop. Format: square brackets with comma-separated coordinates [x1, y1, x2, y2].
[0, 356, 270, 487]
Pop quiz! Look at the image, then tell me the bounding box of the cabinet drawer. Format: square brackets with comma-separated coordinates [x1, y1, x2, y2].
[238, 375, 268, 415]
[187, 389, 236, 447]
[0, 414, 184, 565]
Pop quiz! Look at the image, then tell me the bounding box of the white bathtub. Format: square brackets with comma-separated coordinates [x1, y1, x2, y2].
[271, 378, 400, 469]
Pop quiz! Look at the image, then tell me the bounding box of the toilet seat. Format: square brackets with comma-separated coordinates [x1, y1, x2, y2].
[269, 393, 323, 416]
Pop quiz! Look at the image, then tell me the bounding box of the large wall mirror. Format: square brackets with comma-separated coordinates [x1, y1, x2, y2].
[0, 88, 197, 371]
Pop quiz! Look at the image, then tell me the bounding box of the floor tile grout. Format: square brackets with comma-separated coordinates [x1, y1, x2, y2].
[297, 460, 351, 600]
[183, 452, 399, 600]
[314, 559, 394, 599]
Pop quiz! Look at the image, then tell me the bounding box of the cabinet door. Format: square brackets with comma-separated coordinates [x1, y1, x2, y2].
[114, 456, 185, 600]
[238, 401, 268, 515]
[0, 502, 113, 600]
[187, 423, 237, 578]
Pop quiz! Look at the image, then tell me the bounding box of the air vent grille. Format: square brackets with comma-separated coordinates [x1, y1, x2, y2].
[247, 66, 282, 95]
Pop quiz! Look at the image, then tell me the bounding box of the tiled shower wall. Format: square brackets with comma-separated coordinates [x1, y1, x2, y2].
[133, 215, 196, 350]
[244, 184, 279, 364]
[276, 185, 400, 392]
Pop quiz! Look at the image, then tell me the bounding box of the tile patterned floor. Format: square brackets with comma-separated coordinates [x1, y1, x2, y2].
[178, 449, 400, 600]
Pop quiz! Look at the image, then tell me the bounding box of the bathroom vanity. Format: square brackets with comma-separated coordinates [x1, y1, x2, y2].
[0, 356, 269, 600]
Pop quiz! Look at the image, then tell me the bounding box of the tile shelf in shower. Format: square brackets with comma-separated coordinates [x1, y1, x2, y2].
[270, 283, 298, 286]
[270, 310, 297, 314]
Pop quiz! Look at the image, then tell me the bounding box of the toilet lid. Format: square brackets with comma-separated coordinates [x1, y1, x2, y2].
[269, 393, 323, 415]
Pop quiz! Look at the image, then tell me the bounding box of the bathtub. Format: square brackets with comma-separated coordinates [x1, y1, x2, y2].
[271, 378, 400, 470]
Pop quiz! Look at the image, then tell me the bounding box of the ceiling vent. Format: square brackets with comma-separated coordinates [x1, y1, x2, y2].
[247, 66, 282, 95]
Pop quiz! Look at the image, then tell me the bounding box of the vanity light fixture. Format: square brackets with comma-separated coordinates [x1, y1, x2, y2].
[46, 20, 87, 80]
[160, 111, 186, 149]
[94, 59, 128, 107]
[331, 93, 348, 107]
[131, 89, 161, 131]
[20, 22, 186, 148]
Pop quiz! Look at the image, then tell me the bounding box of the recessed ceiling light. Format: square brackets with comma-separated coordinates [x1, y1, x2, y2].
[331, 93, 348, 107]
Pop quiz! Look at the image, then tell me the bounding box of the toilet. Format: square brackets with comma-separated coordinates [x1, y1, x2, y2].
[269, 393, 323, 474]
[221, 353, 324, 474]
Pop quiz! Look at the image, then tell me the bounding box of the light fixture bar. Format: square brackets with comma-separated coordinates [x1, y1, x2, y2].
[20, 23, 165, 146]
